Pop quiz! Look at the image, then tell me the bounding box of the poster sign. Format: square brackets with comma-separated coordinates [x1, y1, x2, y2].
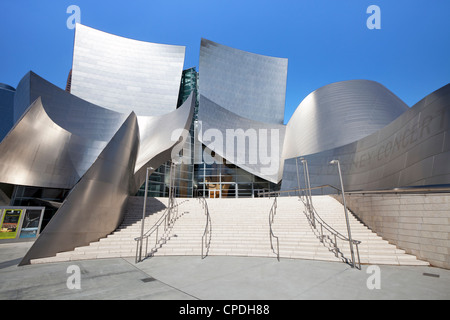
[0, 209, 23, 239]
[19, 209, 43, 238]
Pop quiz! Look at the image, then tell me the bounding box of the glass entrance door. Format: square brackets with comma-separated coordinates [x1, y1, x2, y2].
[209, 189, 220, 199]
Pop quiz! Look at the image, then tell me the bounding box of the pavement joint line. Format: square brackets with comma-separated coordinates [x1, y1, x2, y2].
[122, 257, 201, 300]
[291, 265, 352, 299]
[161, 256, 279, 290]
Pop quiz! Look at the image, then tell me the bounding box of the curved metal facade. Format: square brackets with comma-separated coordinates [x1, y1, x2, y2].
[20, 112, 140, 265]
[281, 83, 450, 192]
[0, 97, 78, 189]
[197, 95, 285, 183]
[0, 73, 194, 192]
[1, 72, 195, 264]
[133, 92, 195, 193]
[0, 83, 15, 142]
[197, 39, 289, 184]
[71, 24, 185, 117]
[1, 24, 448, 263]
[199, 38, 288, 125]
[282, 80, 409, 159]
[3, 72, 128, 189]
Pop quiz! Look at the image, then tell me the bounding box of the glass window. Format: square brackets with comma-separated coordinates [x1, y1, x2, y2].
[237, 184, 253, 198]
[221, 184, 236, 198]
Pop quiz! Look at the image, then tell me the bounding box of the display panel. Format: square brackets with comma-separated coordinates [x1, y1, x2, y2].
[0, 209, 23, 239]
[19, 209, 44, 238]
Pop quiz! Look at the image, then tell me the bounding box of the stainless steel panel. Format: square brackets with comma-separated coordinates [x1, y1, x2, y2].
[132, 92, 195, 193]
[398, 157, 433, 186]
[1, 70, 194, 191]
[281, 83, 450, 192]
[198, 95, 286, 183]
[432, 150, 450, 176]
[0, 97, 78, 188]
[405, 133, 445, 168]
[20, 112, 140, 265]
[0, 84, 15, 142]
[12, 72, 30, 123]
[7, 76, 194, 264]
[282, 80, 409, 160]
[199, 38, 288, 125]
[0, 72, 128, 189]
[71, 24, 185, 117]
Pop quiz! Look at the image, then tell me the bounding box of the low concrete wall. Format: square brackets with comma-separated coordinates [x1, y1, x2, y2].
[332, 193, 450, 269]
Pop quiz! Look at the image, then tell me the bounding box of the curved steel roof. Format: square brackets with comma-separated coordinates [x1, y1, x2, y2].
[281, 83, 450, 192]
[282, 80, 409, 160]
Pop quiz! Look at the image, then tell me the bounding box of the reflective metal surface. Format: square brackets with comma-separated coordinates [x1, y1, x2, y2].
[71, 24, 185, 117]
[133, 92, 195, 193]
[281, 83, 450, 192]
[3, 74, 194, 264]
[0, 83, 15, 143]
[1, 24, 446, 263]
[1, 72, 128, 189]
[0, 97, 78, 188]
[0, 187, 11, 206]
[199, 38, 288, 125]
[282, 80, 409, 159]
[197, 95, 285, 183]
[197, 38, 289, 183]
[20, 112, 140, 265]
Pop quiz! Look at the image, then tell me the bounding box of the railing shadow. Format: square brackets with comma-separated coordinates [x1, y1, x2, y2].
[299, 196, 361, 269]
[125, 197, 167, 226]
[134, 197, 189, 263]
[198, 196, 212, 259]
[269, 197, 280, 261]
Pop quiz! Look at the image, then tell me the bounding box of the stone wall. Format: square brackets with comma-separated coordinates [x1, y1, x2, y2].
[332, 193, 450, 269]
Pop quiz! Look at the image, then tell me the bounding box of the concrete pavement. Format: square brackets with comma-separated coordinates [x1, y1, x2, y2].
[0, 241, 449, 301]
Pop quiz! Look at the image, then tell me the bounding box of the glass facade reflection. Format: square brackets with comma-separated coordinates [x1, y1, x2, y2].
[139, 67, 198, 198]
[139, 67, 280, 199]
[10, 185, 70, 233]
[194, 162, 278, 199]
[136, 161, 194, 198]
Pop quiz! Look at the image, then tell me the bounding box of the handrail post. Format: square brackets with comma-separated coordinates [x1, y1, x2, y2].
[295, 158, 302, 198]
[330, 160, 356, 268]
[300, 159, 310, 211]
[305, 160, 313, 213]
[139, 167, 152, 263]
[135, 169, 182, 263]
[301, 158, 314, 227]
[355, 242, 361, 269]
[167, 162, 173, 223]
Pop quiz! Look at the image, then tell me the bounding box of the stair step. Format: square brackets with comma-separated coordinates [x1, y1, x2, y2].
[29, 196, 430, 267]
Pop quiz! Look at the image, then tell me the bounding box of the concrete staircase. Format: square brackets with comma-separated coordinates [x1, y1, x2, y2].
[30, 195, 429, 266]
[293, 196, 429, 266]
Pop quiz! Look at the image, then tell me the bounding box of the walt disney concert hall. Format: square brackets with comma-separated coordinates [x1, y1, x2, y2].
[0, 24, 449, 266]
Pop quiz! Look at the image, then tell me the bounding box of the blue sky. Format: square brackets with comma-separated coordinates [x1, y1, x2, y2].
[1, 0, 449, 123]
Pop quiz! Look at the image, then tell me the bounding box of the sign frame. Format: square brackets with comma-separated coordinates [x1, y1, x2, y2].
[0, 207, 45, 240]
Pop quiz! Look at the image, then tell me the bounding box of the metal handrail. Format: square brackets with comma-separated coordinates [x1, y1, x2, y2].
[258, 184, 450, 198]
[135, 161, 181, 263]
[269, 197, 280, 261]
[300, 196, 361, 269]
[258, 185, 342, 198]
[346, 186, 450, 195]
[198, 196, 212, 259]
[134, 199, 184, 263]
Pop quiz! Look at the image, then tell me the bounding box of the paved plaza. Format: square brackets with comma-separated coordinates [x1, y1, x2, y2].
[0, 241, 449, 301]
